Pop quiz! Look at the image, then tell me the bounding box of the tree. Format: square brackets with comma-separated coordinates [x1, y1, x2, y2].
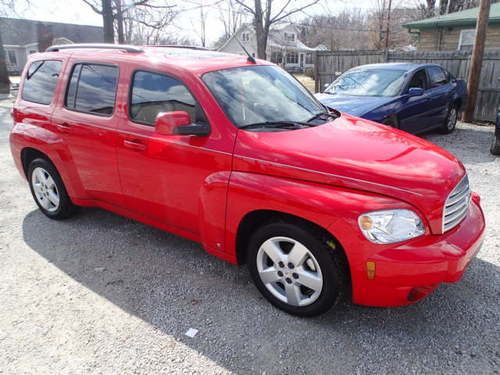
[82, 0, 176, 43]
[234, 0, 320, 59]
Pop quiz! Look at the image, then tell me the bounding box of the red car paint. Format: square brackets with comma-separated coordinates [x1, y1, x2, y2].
[10, 47, 485, 307]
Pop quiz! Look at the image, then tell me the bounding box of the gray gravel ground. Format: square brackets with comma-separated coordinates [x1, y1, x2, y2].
[0, 101, 499, 374]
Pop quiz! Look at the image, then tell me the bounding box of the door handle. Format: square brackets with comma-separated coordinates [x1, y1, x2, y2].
[123, 139, 147, 151]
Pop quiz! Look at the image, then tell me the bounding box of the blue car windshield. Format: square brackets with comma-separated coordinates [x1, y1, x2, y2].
[325, 69, 406, 97]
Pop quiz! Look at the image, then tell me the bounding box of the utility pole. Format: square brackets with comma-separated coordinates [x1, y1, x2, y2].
[463, 0, 491, 122]
[385, 0, 392, 50]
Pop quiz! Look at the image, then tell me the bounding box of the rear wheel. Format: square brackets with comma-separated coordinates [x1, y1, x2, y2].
[28, 158, 77, 219]
[441, 105, 458, 134]
[247, 222, 344, 316]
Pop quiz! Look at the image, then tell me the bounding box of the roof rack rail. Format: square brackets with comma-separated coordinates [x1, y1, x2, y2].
[46, 43, 143, 53]
[145, 45, 209, 51]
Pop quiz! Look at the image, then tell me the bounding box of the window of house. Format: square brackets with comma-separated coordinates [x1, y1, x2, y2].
[65, 63, 118, 116]
[286, 52, 298, 64]
[284, 32, 295, 42]
[427, 66, 449, 87]
[271, 51, 283, 64]
[241, 32, 250, 42]
[7, 50, 17, 65]
[305, 53, 313, 65]
[458, 29, 475, 50]
[21, 60, 62, 105]
[130, 70, 207, 126]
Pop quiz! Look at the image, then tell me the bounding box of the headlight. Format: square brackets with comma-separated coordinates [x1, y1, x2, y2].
[358, 209, 425, 244]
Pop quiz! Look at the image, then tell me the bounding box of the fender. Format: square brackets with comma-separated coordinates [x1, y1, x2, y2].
[223, 171, 422, 295]
[10, 122, 89, 201]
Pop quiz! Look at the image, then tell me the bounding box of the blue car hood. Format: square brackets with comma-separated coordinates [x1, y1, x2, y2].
[315, 93, 393, 117]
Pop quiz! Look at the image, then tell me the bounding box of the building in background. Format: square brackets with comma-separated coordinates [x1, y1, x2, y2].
[403, 3, 500, 51]
[218, 24, 326, 72]
[1, 17, 103, 74]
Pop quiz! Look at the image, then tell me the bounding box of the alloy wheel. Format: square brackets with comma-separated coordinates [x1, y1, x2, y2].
[31, 167, 60, 212]
[256, 236, 323, 307]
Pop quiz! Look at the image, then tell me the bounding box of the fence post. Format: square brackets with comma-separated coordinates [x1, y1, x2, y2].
[313, 51, 319, 93]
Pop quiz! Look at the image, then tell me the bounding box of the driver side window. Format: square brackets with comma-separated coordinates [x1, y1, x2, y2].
[408, 69, 428, 90]
[129, 70, 207, 126]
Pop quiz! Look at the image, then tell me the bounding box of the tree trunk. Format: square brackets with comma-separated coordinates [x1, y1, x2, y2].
[253, 0, 267, 59]
[102, 0, 115, 43]
[0, 27, 10, 95]
[115, 0, 125, 44]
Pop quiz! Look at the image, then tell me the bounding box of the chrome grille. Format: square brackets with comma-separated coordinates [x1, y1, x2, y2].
[443, 175, 471, 232]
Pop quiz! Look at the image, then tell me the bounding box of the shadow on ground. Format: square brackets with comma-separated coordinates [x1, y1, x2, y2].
[22, 208, 499, 374]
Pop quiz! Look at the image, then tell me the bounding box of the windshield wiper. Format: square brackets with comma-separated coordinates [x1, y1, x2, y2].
[307, 110, 338, 123]
[239, 121, 315, 130]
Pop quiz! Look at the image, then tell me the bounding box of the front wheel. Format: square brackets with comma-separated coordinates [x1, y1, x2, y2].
[491, 135, 500, 155]
[247, 222, 344, 317]
[440, 105, 458, 134]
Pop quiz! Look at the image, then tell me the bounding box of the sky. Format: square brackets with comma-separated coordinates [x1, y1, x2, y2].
[7, 0, 396, 46]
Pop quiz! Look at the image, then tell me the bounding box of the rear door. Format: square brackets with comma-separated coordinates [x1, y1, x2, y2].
[51, 59, 123, 206]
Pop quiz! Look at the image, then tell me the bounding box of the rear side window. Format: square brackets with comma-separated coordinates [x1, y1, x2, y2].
[428, 66, 448, 87]
[129, 70, 207, 126]
[22, 60, 62, 105]
[65, 63, 118, 116]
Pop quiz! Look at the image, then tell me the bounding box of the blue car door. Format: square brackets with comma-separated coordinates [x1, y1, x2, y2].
[425, 66, 452, 128]
[398, 68, 434, 133]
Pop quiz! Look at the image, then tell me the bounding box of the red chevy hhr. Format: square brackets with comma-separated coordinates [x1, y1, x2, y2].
[10, 44, 485, 316]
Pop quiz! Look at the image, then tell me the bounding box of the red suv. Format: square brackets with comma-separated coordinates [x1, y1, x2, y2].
[10, 44, 485, 316]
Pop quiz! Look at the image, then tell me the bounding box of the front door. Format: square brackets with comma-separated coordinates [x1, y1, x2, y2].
[115, 67, 234, 241]
[299, 53, 304, 68]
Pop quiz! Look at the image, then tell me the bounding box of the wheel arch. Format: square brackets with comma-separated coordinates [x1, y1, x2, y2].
[235, 209, 351, 288]
[21, 147, 52, 178]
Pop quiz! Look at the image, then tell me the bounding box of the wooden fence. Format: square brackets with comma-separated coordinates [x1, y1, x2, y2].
[314, 50, 500, 122]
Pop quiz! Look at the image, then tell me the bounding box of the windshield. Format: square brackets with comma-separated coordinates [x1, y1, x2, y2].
[202, 65, 326, 128]
[325, 69, 406, 97]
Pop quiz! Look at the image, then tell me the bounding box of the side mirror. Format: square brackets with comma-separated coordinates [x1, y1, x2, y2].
[155, 111, 210, 136]
[408, 87, 424, 97]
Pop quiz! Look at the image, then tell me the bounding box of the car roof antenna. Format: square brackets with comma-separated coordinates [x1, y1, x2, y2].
[236, 38, 256, 64]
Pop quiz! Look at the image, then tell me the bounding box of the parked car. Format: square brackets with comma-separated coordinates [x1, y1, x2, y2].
[491, 105, 500, 155]
[10, 45, 485, 316]
[316, 63, 467, 134]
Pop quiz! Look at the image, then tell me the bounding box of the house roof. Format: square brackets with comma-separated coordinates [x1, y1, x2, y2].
[403, 3, 500, 29]
[0, 17, 103, 46]
[218, 23, 320, 52]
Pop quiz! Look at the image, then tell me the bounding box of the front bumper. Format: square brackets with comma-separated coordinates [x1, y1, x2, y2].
[352, 195, 485, 307]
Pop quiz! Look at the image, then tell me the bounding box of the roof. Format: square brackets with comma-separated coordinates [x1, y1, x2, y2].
[0, 17, 103, 46]
[403, 3, 500, 29]
[348, 62, 436, 72]
[37, 45, 272, 75]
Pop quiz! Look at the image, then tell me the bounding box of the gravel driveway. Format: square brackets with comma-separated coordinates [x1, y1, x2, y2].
[0, 102, 498, 375]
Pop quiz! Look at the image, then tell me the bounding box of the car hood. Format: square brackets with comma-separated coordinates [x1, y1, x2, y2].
[233, 114, 465, 234]
[315, 92, 393, 117]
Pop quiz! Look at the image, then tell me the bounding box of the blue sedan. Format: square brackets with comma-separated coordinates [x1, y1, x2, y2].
[315, 63, 467, 134]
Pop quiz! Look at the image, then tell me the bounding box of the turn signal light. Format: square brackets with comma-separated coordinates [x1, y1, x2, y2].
[366, 261, 376, 280]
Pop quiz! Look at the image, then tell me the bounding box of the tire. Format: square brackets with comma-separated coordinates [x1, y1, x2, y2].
[491, 136, 500, 155]
[27, 158, 77, 220]
[246, 221, 345, 317]
[440, 104, 458, 134]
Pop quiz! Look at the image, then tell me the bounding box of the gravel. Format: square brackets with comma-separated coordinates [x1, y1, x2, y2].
[0, 102, 499, 375]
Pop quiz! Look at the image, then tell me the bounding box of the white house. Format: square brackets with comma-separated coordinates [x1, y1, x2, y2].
[218, 24, 326, 72]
